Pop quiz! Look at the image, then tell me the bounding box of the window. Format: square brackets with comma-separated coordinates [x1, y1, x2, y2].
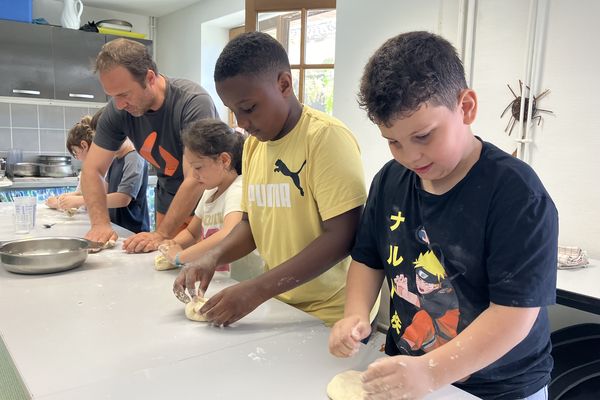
[245, 0, 336, 114]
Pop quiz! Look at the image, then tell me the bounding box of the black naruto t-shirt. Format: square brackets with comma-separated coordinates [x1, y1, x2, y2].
[352, 140, 558, 399]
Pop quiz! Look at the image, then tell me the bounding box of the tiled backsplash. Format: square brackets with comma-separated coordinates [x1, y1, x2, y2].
[0, 101, 103, 168]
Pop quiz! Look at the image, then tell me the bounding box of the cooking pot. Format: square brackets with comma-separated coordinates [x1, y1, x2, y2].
[11, 162, 41, 177]
[37, 155, 71, 165]
[39, 164, 74, 178]
[0, 237, 103, 274]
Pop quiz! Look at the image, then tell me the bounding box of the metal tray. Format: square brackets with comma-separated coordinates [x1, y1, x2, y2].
[0, 237, 101, 274]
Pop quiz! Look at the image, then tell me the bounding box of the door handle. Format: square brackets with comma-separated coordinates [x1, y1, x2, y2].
[12, 89, 41, 95]
[69, 93, 95, 99]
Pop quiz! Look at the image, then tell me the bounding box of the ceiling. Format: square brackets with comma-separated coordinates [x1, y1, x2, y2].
[84, 0, 204, 17]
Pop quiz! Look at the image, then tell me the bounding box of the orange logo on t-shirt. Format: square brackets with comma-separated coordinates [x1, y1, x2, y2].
[139, 131, 180, 177]
[159, 146, 179, 176]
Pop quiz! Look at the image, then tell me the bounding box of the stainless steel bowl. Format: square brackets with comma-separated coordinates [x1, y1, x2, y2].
[97, 19, 133, 29]
[11, 162, 41, 177]
[39, 163, 74, 178]
[37, 155, 72, 165]
[0, 237, 94, 274]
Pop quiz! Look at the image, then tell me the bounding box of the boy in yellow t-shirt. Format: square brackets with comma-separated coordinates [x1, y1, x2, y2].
[173, 32, 372, 326]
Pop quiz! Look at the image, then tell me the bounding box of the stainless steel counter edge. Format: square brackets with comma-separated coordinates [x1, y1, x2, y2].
[0, 175, 158, 189]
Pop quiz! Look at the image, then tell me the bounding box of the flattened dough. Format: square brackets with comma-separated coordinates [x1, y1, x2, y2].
[327, 370, 365, 400]
[154, 254, 176, 271]
[184, 297, 209, 322]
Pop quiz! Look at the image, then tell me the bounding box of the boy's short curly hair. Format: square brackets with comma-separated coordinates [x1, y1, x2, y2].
[214, 31, 291, 82]
[358, 31, 467, 127]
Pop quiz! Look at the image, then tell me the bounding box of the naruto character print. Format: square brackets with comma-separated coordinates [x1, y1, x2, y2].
[387, 211, 460, 355]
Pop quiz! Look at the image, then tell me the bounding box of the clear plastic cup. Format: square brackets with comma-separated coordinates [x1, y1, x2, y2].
[14, 196, 37, 233]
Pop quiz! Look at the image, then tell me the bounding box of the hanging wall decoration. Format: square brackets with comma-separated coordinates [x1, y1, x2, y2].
[500, 80, 553, 136]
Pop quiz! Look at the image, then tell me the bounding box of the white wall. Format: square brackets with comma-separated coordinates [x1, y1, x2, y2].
[333, 0, 461, 185]
[200, 25, 231, 119]
[156, 0, 244, 121]
[33, 0, 151, 36]
[533, 0, 600, 259]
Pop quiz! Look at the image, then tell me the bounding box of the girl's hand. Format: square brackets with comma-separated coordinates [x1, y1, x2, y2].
[329, 315, 371, 358]
[158, 242, 183, 265]
[45, 196, 59, 209]
[57, 195, 81, 211]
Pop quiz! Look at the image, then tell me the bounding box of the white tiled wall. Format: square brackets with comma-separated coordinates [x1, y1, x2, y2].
[0, 101, 102, 167]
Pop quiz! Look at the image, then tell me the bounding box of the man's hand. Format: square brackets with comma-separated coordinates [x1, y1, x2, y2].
[329, 315, 372, 358]
[122, 231, 166, 253]
[362, 355, 434, 400]
[85, 223, 118, 245]
[197, 281, 266, 326]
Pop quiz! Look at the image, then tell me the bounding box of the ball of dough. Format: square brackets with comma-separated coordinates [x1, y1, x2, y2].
[154, 254, 176, 271]
[64, 208, 78, 217]
[327, 370, 365, 400]
[88, 239, 117, 254]
[184, 297, 209, 322]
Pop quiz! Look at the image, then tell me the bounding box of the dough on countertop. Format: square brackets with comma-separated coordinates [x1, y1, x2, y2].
[154, 254, 176, 271]
[64, 208, 79, 217]
[184, 297, 209, 322]
[327, 370, 365, 400]
[88, 239, 117, 253]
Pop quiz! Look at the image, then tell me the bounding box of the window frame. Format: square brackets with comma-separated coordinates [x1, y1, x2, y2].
[244, 0, 336, 104]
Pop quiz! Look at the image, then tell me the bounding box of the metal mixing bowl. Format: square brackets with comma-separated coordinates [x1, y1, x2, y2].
[11, 162, 41, 177]
[0, 237, 93, 274]
[39, 163, 74, 178]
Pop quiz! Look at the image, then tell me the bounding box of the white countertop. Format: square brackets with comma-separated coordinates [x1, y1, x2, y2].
[0, 203, 477, 399]
[556, 259, 600, 315]
[556, 259, 600, 300]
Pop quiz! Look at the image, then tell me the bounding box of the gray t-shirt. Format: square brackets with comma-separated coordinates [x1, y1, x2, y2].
[94, 77, 219, 213]
[106, 150, 149, 233]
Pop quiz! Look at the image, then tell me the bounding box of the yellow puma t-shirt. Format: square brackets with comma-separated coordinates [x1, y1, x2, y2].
[241, 106, 367, 325]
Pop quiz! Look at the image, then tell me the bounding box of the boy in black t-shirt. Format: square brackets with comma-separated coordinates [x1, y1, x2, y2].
[328, 31, 558, 399]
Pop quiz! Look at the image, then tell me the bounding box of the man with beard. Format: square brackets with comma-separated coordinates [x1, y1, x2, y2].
[82, 38, 219, 252]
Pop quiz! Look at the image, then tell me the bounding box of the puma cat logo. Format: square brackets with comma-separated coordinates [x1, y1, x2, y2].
[274, 159, 307, 196]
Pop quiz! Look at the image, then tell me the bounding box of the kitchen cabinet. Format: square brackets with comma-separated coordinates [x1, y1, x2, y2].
[52, 28, 107, 102]
[0, 20, 55, 99]
[0, 20, 153, 103]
